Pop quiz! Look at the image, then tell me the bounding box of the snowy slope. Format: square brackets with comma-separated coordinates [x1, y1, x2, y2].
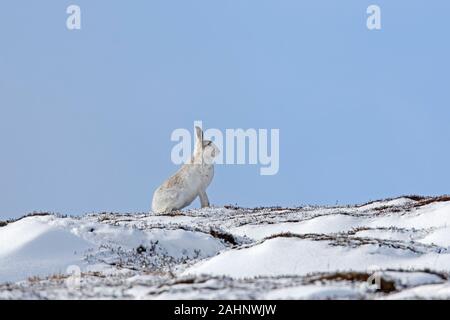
[0, 195, 449, 299]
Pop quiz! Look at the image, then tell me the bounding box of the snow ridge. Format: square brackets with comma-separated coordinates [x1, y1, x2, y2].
[1, 195, 450, 299]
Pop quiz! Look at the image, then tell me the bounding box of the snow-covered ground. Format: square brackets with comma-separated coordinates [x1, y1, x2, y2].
[1, 195, 450, 299]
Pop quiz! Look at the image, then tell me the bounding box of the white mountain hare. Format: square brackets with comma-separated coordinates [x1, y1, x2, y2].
[151, 126, 220, 214]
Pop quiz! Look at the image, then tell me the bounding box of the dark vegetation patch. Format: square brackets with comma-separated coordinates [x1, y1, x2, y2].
[262, 232, 445, 254]
[356, 195, 450, 214]
[304, 268, 447, 293]
[249, 206, 295, 213]
[27, 273, 70, 284]
[344, 226, 423, 236]
[357, 197, 401, 208]
[224, 204, 242, 210]
[225, 196, 450, 214]
[371, 206, 403, 213]
[167, 277, 197, 286]
[25, 271, 110, 286]
[383, 268, 448, 281]
[209, 228, 238, 245]
[18, 212, 52, 219]
[306, 272, 396, 294]
[95, 213, 140, 222]
[136, 245, 147, 254]
[412, 195, 450, 208]
[371, 205, 391, 211]
[158, 276, 212, 287]
[141, 223, 244, 246]
[88, 241, 202, 273]
[97, 214, 113, 222]
[405, 195, 428, 201]
[156, 210, 187, 217]
[224, 204, 303, 213]
[2, 212, 55, 226]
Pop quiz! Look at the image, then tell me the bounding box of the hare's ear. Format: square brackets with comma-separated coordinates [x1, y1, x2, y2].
[195, 126, 203, 144]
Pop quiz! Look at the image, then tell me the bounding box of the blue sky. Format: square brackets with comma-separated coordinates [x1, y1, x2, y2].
[1, 1, 449, 219]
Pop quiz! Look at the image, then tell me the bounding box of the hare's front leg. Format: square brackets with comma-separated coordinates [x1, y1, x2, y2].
[199, 190, 210, 208]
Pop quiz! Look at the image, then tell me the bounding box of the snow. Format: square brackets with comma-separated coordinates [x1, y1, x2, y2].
[231, 214, 363, 240]
[381, 271, 444, 288]
[183, 237, 450, 278]
[419, 228, 450, 247]
[0, 216, 91, 283]
[383, 282, 450, 300]
[358, 197, 415, 211]
[1, 195, 450, 299]
[352, 229, 417, 242]
[264, 285, 363, 300]
[0, 214, 225, 284]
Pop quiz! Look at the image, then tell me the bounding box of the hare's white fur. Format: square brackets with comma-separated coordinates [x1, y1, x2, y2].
[151, 126, 219, 214]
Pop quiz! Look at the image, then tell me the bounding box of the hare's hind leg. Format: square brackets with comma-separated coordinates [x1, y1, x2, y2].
[199, 190, 210, 208]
